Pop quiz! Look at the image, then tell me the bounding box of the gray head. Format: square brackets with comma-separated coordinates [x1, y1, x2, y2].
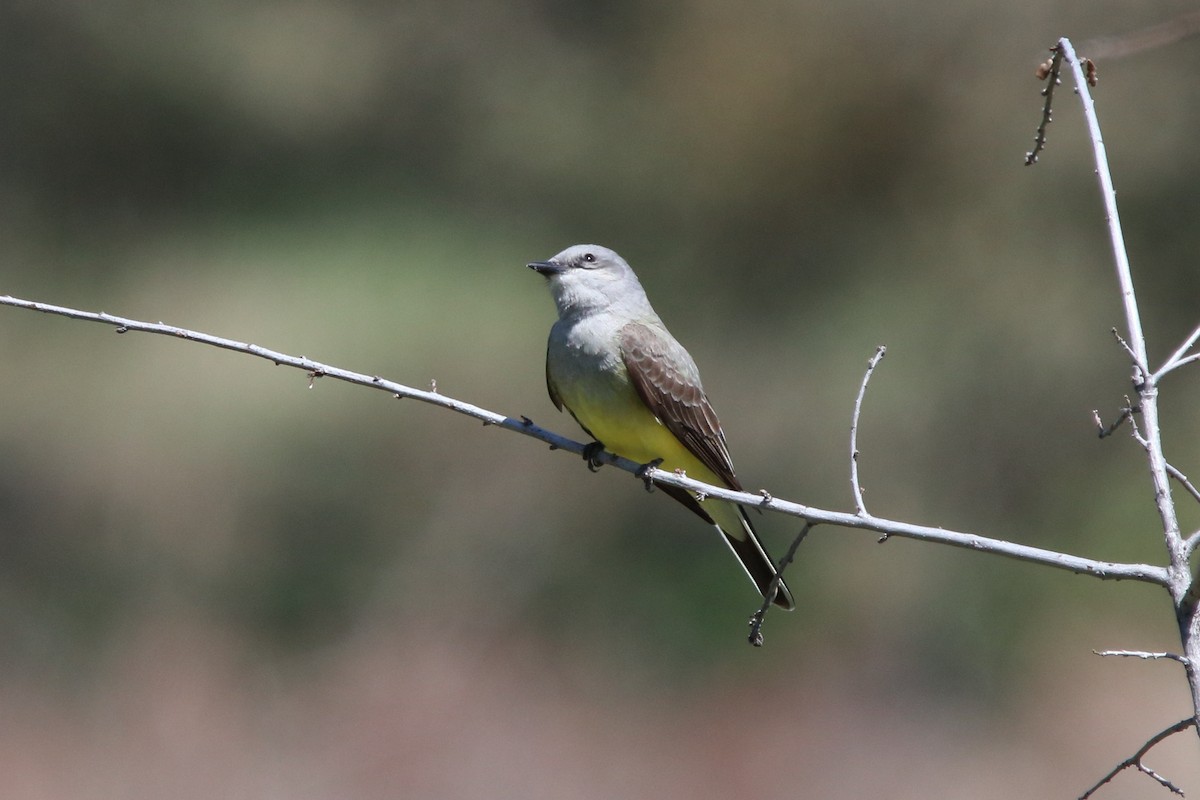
[527, 244, 652, 319]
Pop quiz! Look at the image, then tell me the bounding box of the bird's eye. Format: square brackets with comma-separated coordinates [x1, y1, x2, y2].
[582, 252, 596, 263]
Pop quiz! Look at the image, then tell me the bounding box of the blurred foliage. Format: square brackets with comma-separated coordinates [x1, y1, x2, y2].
[0, 0, 1198, 758]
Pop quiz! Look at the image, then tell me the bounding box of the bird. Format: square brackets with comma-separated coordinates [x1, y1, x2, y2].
[528, 244, 794, 610]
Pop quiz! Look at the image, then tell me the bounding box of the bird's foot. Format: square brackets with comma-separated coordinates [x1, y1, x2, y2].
[582, 441, 606, 472]
[636, 458, 664, 492]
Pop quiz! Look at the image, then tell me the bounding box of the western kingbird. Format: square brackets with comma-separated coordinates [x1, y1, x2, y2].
[529, 244, 795, 610]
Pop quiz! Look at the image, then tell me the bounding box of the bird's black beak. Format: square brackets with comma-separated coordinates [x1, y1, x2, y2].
[528, 260, 564, 276]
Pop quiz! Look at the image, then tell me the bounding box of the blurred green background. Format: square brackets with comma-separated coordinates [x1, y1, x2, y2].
[1, 0, 1198, 796]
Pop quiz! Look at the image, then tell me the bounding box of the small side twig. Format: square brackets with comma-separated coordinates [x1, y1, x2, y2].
[1152, 322, 1200, 383]
[1126, 408, 1151, 450]
[1093, 649, 1190, 665]
[1093, 400, 1139, 439]
[1078, 717, 1197, 799]
[1120, 413, 1200, 506]
[748, 522, 813, 647]
[1163, 352, 1200, 376]
[850, 346, 887, 516]
[1026, 45, 1064, 165]
[1165, 463, 1200, 507]
[1110, 328, 1147, 380]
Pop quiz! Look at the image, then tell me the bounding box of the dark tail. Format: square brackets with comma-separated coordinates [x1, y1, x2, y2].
[721, 507, 795, 610]
[659, 485, 794, 609]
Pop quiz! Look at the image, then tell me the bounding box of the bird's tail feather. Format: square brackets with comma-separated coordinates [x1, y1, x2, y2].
[715, 505, 795, 611]
[659, 485, 794, 609]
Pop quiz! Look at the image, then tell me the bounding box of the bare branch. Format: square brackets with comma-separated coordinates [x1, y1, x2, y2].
[1078, 717, 1196, 799]
[1109, 327, 1145, 379]
[1165, 462, 1200, 507]
[0, 293, 1172, 588]
[1025, 46, 1063, 166]
[1135, 764, 1187, 799]
[1093, 649, 1190, 665]
[1153, 322, 1200, 383]
[1167, 352, 1200, 374]
[0, 294, 592, 457]
[850, 345, 886, 516]
[1126, 407, 1151, 449]
[661, 470, 1167, 582]
[1122, 416, 1200, 506]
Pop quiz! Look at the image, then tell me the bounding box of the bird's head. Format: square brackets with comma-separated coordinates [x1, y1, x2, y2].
[528, 244, 647, 318]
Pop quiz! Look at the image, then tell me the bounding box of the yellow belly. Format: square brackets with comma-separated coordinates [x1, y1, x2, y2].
[557, 373, 747, 540]
[564, 385, 723, 488]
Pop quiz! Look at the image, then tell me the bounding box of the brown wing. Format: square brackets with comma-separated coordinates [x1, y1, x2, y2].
[620, 322, 742, 491]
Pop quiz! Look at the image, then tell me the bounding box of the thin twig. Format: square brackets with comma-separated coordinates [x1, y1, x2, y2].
[776, 522, 812, 575]
[1093, 649, 1190, 664]
[1061, 39, 1145, 375]
[1165, 462, 1200, 507]
[1110, 328, 1145, 379]
[850, 346, 886, 516]
[748, 522, 813, 647]
[1093, 401, 1139, 439]
[1152, 322, 1200, 381]
[1127, 408, 1151, 450]
[1061, 34, 1188, 525]
[0, 293, 1172, 588]
[0, 295, 593, 457]
[1026, 46, 1064, 166]
[1121, 419, 1199, 532]
[1078, 717, 1196, 799]
[1166, 352, 1200, 374]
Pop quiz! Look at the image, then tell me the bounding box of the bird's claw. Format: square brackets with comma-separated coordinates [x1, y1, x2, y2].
[637, 458, 664, 492]
[582, 441, 606, 472]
